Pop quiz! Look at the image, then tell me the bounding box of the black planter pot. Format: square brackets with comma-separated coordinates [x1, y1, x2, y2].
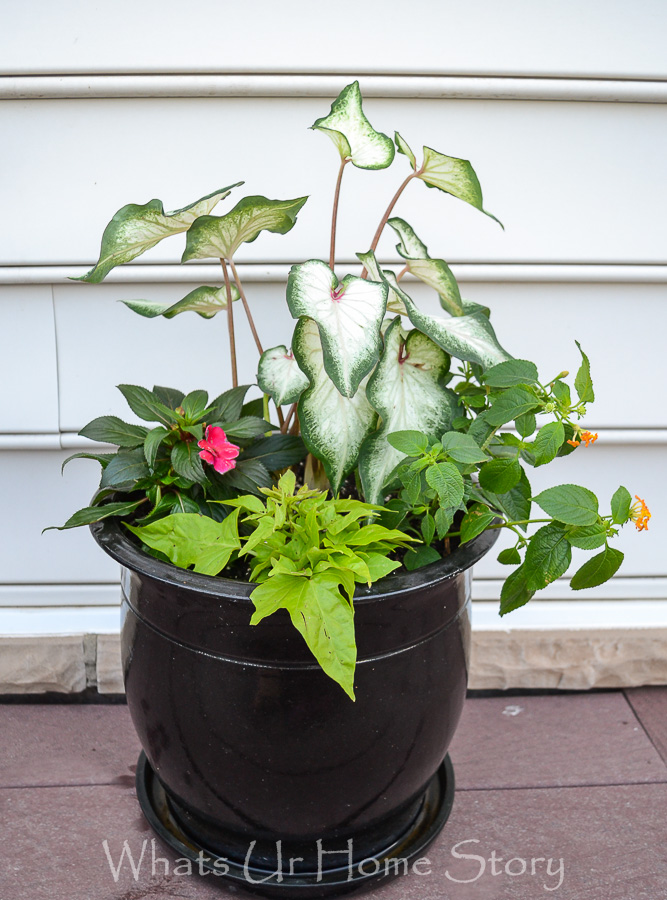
[91, 518, 498, 897]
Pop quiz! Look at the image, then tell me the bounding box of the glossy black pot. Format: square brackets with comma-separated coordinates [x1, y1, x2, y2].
[91, 518, 497, 897]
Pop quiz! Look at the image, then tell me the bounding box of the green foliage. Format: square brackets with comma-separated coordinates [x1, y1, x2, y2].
[227, 472, 416, 698]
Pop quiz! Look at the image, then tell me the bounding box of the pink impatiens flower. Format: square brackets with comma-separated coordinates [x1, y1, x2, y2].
[198, 426, 240, 475]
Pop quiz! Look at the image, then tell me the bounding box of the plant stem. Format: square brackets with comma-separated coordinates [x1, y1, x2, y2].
[447, 518, 552, 538]
[220, 258, 238, 388]
[329, 158, 348, 270]
[228, 257, 264, 356]
[360, 172, 416, 278]
[283, 402, 297, 434]
[397, 265, 409, 281]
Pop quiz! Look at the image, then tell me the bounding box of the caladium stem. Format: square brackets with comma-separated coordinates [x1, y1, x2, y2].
[228, 257, 264, 356]
[329, 158, 349, 270]
[283, 402, 297, 434]
[361, 172, 416, 279]
[397, 265, 408, 281]
[220, 258, 238, 388]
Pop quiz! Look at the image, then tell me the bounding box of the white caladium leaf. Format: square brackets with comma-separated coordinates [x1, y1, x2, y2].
[416, 146, 502, 226]
[377, 266, 511, 368]
[356, 251, 406, 315]
[311, 81, 395, 170]
[257, 345, 310, 407]
[293, 318, 377, 495]
[359, 317, 459, 504]
[387, 217, 463, 316]
[394, 132, 417, 170]
[75, 185, 242, 283]
[287, 259, 387, 398]
[122, 284, 240, 319]
[182, 195, 308, 262]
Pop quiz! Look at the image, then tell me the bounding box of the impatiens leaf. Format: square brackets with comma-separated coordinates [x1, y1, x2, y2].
[395, 132, 417, 170]
[74, 185, 242, 283]
[122, 284, 240, 319]
[377, 267, 510, 368]
[287, 259, 387, 398]
[359, 317, 459, 504]
[257, 345, 310, 407]
[78, 416, 148, 448]
[293, 318, 377, 494]
[414, 146, 502, 226]
[182, 195, 308, 262]
[311, 81, 395, 170]
[45, 498, 145, 531]
[126, 509, 241, 577]
[386, 218, 464, 316]
[356, 251, 406, 314]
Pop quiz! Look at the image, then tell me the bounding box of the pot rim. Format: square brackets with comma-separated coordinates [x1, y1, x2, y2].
[90, 514, 500, 605]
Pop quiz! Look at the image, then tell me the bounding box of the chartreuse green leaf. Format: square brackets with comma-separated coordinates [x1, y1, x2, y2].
[79, 416, 148, 448]
[523, 523, 572, 591]
[395, 132, 417, 169]
[570, 546, 624, 590]
[74, 185, 241, 283]
[376, 267, 510, 368]
[356, 251, 406, 315]
[287, 260, 387, 398]
[183, 195, 307, 262]
[387, 218, 464, 316]
[414, 145, 502, 226]
[251, 571, 357, 699]
[484, 359, 539, 388]
[359, 317, 459, 504]
[126, 509, 241, 577]
[45, 498, 145, 531]
[122, 284, 240, 319]
[611, 486, 632, 524]
[293, 318, 377, 494]
[533, 484, 599, 526]
[574, 340, 595, 403]
[257, 345, 310, 407]
[311, 81, 394, 170]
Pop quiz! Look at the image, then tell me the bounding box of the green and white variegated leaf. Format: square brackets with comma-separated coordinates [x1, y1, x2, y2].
[293, 318, 377, 494]
[257, 345, 310, 407]
[182, 195, 308, 262]
[75, 185, 242, 283]
[417, 146, 502, 226]
[395, 132, 417, 170]
[311, 81, 395, 170]
[122, 284, 240, 319]
[359, 317, 459, 504]
[380, 270, 510, 368]
[387, 218, 463, 316]
[287, 259, 387, 398]
[356, 251, 406, 315]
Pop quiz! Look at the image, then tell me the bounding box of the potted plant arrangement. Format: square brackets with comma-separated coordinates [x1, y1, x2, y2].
[54, 83, 650, 896]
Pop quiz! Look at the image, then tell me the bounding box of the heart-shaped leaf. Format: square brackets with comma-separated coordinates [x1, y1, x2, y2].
[394, 131, 417, 170]
[376, 266, 510, 368]
[287, 259, 387, 398]
[182, 195, 308, 262]
[311, 81, 394, 170]
[75, 185, 242, 283]
[411, 145, 502, 226]
[386, 218, 464, 316]
[358, 317, 459, 504]
[356, 251, 406, 314]
[293, 318, 377, 495]
[122, 284, 240, 319]
[257, 345, 310, 407]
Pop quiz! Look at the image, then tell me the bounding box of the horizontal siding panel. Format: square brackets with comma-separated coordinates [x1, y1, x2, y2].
[53, 279, 667, 429]
[2, 1, 666, 78]
[0, 286, 59, 433]
[1, 98, 666, 266]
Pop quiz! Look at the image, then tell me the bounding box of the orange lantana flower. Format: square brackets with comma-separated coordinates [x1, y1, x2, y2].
[580, 431, 598, 446]
[630, 495, 651, 532]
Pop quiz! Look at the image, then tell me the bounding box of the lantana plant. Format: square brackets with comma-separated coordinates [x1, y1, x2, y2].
[58, 82, 650, 697]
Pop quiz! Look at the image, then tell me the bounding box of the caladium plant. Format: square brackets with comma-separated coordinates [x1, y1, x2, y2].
[60, 81, 651, 697]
